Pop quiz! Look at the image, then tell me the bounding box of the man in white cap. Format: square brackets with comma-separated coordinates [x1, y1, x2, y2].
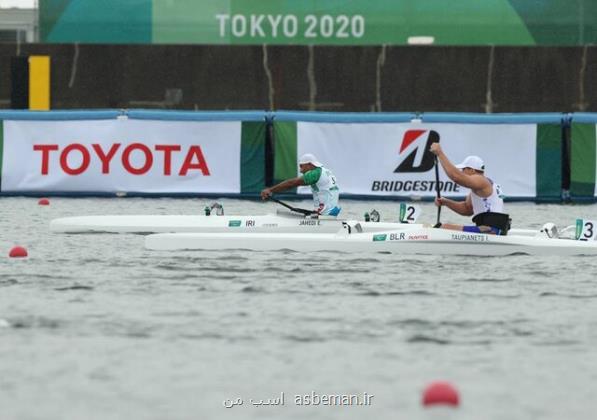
[260, 153, 341, 216]
[429, 143, 510, 234]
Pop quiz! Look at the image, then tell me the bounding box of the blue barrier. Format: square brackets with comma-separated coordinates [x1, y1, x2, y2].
[569, 113, 597, 124]
[420, 112, 565, 124]
[0, 110, 576, 201]
[0, 110, 122, 120]
[271, 110, 416, 123]
[0, 110, 567, 124]
[126, 109, 267, 121]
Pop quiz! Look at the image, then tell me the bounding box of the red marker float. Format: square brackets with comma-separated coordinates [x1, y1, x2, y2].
[9, 246, 28, 258]
[422, 381, 460, 407]
[38, 198, 50, 205]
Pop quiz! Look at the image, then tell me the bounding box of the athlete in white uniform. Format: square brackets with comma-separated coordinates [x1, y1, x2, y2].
[429, 143, 509, 235]
[260, 153, 341, 216]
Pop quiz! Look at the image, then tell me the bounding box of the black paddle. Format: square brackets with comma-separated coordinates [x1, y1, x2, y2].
[431, 134, 441, 227]
[270, 197, 316, 216]
[434, 156, 441, 226]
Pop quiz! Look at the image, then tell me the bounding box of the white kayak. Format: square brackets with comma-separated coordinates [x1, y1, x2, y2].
[144, 224, 596, 256]
[49, 211, 410, 234]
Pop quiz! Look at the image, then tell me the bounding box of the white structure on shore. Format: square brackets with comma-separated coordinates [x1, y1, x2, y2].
[0, 0, 37, 42]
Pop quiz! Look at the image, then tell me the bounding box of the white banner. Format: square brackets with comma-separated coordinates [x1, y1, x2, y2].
[296, 122, 537, 198]
[1, 119, 241, 193]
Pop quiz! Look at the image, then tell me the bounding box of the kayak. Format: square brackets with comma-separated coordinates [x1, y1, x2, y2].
[49, 211, 410, 234]
[144, 224, 595, 256]
[50, 208, 539, 237]
[49, 201, 426, 234]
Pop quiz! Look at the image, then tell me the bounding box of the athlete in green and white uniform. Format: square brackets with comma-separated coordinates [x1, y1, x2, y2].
[301, 162, 341, 215]
[260, 153, 341, 216]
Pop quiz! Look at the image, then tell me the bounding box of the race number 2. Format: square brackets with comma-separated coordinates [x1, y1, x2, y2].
[576, 219, 597, 241]
[399, 203, 421, 223]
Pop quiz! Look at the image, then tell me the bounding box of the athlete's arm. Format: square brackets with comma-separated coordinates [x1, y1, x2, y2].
[260, 176, 306, 199]
[436, 195, 474, 216]
[430, 144, 491, 191]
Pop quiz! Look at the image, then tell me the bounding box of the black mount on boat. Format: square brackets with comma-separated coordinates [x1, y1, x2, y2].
[364, 209, 381, 222]
[204, 202, 224, 216]
[369, 209, 380, 222]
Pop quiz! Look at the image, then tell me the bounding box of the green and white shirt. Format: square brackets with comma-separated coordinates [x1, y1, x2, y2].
[302, 166, 340, 215]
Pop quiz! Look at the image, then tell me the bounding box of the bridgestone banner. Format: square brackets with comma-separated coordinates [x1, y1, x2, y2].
[0, 119, 265, 194]
[273, 121, 561, 200]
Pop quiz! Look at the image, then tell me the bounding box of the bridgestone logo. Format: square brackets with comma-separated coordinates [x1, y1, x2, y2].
[395, 130, 439, 173]
[371, 180, 460, 193]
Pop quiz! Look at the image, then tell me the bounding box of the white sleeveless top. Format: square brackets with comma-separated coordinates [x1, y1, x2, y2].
[471, 178, 504, 216]
[302, 166, 340, 215]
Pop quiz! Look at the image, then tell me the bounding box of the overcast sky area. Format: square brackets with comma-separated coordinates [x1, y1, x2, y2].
[0, 0, 36, 8]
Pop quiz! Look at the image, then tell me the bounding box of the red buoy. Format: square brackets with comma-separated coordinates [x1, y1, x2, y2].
[422, 381, 460, 407]
[38, 198, 50, 205]
[9, 246, 28, 258]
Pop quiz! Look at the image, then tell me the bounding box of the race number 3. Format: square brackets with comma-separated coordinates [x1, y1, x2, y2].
[576, 219, 597, 241]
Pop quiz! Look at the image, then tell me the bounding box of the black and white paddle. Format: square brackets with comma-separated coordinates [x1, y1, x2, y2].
[270, 197, 316, 217]
[433, 140, 442, 227]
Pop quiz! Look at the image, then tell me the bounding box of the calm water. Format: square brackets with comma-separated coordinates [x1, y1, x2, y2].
[1, 197, 597, 420]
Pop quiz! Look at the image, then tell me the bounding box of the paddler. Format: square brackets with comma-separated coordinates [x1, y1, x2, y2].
[429, 143, 510, 235]
[260, 153, 341, 216]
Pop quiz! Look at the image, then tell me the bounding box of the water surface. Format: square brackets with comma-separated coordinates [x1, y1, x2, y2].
[1, 197, 596, 420]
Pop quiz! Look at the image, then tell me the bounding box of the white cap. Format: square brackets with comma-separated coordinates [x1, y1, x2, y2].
[455, 155, 484, 171]
[298, 153, 322, 167]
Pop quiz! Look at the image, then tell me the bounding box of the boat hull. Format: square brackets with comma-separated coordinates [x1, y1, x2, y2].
[144, 227, 597, 256]
[49, 213, 408, 234]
